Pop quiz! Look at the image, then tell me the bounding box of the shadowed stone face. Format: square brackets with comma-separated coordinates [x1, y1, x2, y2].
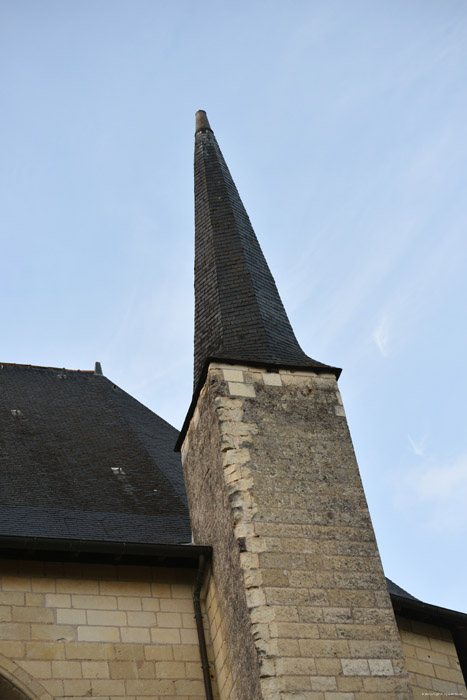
[0, 677, 31, 700]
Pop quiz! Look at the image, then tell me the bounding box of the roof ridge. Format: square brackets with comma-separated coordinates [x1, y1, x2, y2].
[0, 362, 94, 373]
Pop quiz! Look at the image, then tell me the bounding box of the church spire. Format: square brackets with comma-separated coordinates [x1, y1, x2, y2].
[193, 110, 339, 391]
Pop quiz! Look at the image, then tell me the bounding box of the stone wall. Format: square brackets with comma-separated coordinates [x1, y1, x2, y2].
[204, 573, 237, 699]
[0, 558, 216, 699]
[181, 363, 412, 700]
[396, 615, 466, 698]
[181, 369, 262, 700]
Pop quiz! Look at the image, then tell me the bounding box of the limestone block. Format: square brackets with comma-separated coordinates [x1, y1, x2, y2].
[262, 372, 282, 386]
[44, 594, 70, 608]
[56, 609, 86, 625]
[71, 594, 117, 609]
[64, 642, 115, 660]
[342, 659, 370, 676]
[228, 381, 256, 397]
[17, 660, 51, 679]
[81, 661, 109, 678]
[117, 596, 143, 610]
[337, 676, 364, 692]
[91, 678, 126, 695]
[120, 627, 150, 643]
[369, 658, 395, 676]
[0, 591, 25, 605]
[145, 645, 174, 660]
[180, 628, 198, 644]
[77, 625, 120, 642]
[51, 660, 82, 678]
[2, 577, 32, 591]
[87, 610, 127, 626]
[150, 627, 181, 644]
[223, 369, 244, 382]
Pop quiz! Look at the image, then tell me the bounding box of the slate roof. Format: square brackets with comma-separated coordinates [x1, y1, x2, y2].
[193, 111, 340, 393]
[0, 363, 191, 545]
[385, 578, 419, 601]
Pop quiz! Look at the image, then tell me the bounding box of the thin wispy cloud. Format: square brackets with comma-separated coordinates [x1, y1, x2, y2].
[408, 434, 427, 457]
[372, 314, 390, 357]
[365, 208, 466, 367]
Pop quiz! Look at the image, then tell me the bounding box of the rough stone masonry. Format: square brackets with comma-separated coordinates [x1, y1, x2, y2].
[181, 363, 413, 700]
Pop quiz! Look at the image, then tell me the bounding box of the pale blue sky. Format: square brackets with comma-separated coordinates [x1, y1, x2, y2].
[1, 0, 466, 611]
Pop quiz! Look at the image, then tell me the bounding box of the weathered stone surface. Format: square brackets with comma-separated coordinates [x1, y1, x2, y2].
[182, 363, 413, 699]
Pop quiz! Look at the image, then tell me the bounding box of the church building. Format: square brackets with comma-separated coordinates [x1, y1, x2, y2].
[0, 111, 465, 700]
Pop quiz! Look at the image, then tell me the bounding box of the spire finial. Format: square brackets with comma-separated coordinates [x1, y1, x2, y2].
[195, 110, 212, 135]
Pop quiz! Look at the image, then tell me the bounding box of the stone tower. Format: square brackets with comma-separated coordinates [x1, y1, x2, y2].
[179, 111, 412, 700]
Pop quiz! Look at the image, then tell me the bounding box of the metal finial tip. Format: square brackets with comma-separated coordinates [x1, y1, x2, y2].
[195, 110, 212, 134]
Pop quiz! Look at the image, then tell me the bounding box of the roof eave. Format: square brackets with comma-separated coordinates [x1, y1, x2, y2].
[0, 534, 212, 569]
[390, 592, 467, 630]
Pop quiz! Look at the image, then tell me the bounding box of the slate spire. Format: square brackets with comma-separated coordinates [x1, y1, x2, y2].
[193, 110, 339, 391]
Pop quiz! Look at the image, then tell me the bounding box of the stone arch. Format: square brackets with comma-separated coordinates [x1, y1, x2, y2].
[0, 654, 53, 700]
[0, 675, 32, 700]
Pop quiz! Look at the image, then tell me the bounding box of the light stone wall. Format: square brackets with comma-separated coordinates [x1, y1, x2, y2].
[181, 363, 412, 700]
[396, 616, 466, 698]
[204, 574, 234, 699]
[0, 559, 217, 700]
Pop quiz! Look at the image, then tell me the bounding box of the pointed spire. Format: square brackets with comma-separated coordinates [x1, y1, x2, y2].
[193, 111, 339, 391]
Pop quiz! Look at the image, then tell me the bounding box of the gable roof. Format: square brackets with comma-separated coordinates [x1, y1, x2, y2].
[0, 363, 191, 545]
